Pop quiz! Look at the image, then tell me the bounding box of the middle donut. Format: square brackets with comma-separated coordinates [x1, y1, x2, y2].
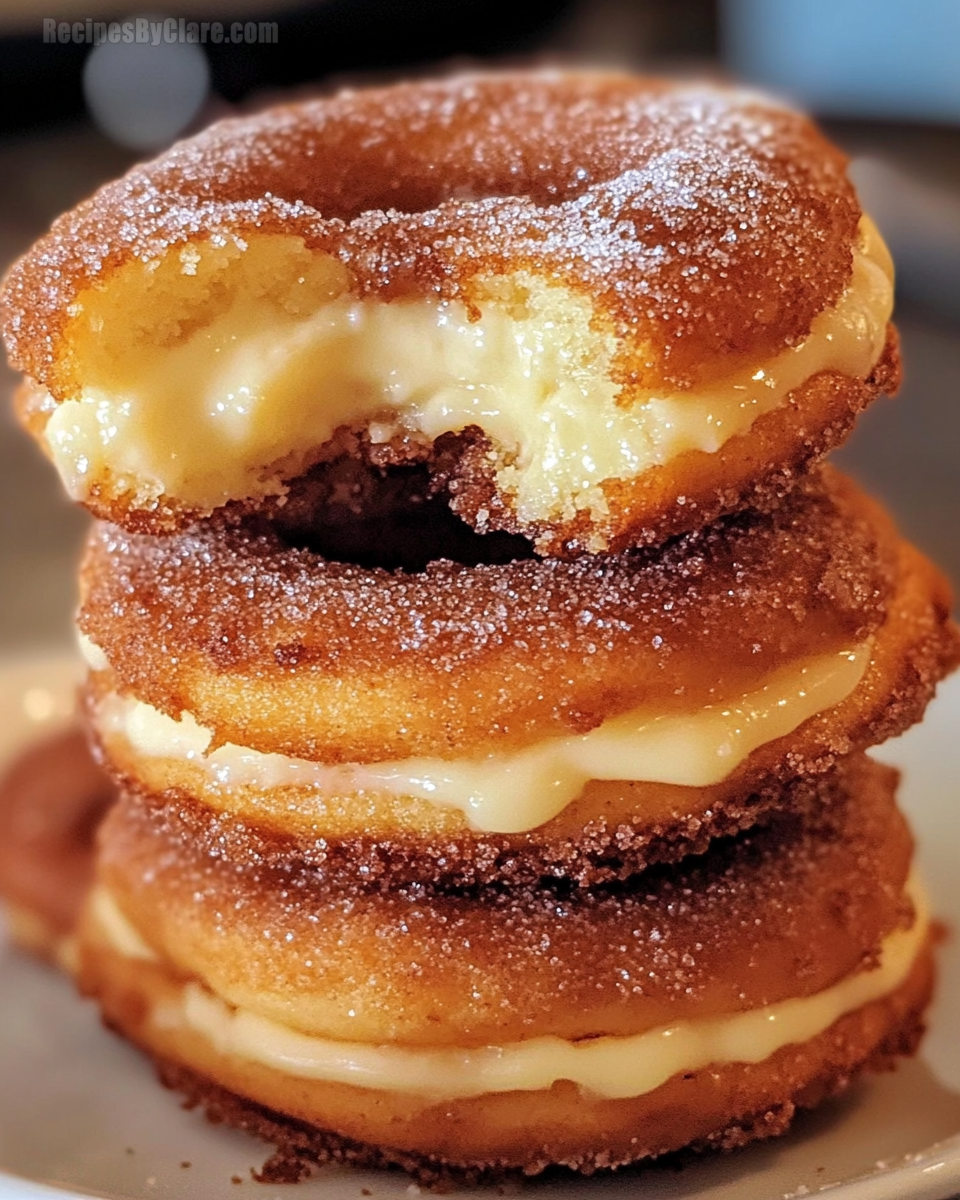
[79, 466, 960, 886]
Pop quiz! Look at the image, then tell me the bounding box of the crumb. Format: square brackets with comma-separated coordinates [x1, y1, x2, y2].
[232, 1175, 243, 1185]
[180, 1161, 191, 1169]
[125, 1148, 134, 1156]
[361, 1191, 372, 1196]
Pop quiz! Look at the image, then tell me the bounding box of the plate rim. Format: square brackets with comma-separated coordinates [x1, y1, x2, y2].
[2, 1135, 959, 1200]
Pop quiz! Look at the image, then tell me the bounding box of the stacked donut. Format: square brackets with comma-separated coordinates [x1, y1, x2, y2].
[2, 74, 959, 1181]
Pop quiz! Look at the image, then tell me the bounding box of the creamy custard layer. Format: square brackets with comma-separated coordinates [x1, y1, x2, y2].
[91, 877, 927, 1102]
[91, 643, 869, 834]
[47, 218, 892, 521]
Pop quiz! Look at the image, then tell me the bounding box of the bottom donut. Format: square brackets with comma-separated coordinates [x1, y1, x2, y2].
[83, 935, 933, 1183]
[72, 753, 933, 1181]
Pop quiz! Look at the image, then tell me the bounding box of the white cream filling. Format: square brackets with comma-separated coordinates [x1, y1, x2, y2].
[93, 644, 869, 834]
[89, 886, 156, 962]
[77, 632, 109, 672]
[93, 875, 928, 1101]
[46, 218, 892, 522]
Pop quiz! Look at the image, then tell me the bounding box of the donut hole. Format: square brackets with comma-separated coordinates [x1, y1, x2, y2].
[256, 454, 535, 572]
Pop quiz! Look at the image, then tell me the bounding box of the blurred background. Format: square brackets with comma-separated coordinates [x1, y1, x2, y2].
[0, 0, 958, 652]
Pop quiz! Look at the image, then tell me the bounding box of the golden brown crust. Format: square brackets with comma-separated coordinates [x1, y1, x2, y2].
[81, 514, 959, 886]
[3, 74, 888, 549]
[90, 754, 914, 1045]
[81, 928, 934, 1182]
[2, 74, 860, 400]
[78, 468, 901, 763]
[83, 737, 834, 888]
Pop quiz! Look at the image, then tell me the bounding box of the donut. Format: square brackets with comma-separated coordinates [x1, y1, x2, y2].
[1, 67, 952, 1187]
[78, 468, 960, 884]
[1, 73, 899, 554]
[77, 754, 933, 1180]
[0, 727, 115, 959]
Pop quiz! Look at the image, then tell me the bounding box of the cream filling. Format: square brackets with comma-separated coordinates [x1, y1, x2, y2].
[93, 875, 928, 1101]
[93, 644, 869, 834]
[89, 885, 157, 962]
[77, 632, 109, 673]
[46, 217, 892, 523]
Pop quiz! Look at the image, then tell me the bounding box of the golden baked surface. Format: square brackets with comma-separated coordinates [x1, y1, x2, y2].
[82, 507, 958, 887]
[1, 74, 898, 550]
[2, 74, 860, 394]
[88, 948, 936, 1182]
[90, 755, 913, 1046]
[77, 755, 931, 1177]
[79, 469, 902, 762]
[0, 66, 948, 1190]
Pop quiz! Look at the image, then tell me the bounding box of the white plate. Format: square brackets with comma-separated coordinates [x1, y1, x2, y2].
[1, 657, 959, 1200]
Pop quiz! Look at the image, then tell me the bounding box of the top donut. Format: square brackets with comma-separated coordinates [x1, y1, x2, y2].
[1, 72, 899, 553]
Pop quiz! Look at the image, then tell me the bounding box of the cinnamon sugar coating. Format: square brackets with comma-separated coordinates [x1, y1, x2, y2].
[92, 754, 913, 1047]
[3, 73, 860, 396]
[97, 953, 933, 1183]
[78, 468, 900, 763]
[1, 73, 898, 550]
[0, 69, 947, 1186]
[83, 506, 960, 887]
[85, 733, 829, 888]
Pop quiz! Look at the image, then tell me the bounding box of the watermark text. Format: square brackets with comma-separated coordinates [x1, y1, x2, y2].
[43, 15, 278, 44]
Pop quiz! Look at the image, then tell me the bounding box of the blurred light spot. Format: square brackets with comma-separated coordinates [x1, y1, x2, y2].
[22, 687, 56, 723]
[82, 20, 209, 150]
